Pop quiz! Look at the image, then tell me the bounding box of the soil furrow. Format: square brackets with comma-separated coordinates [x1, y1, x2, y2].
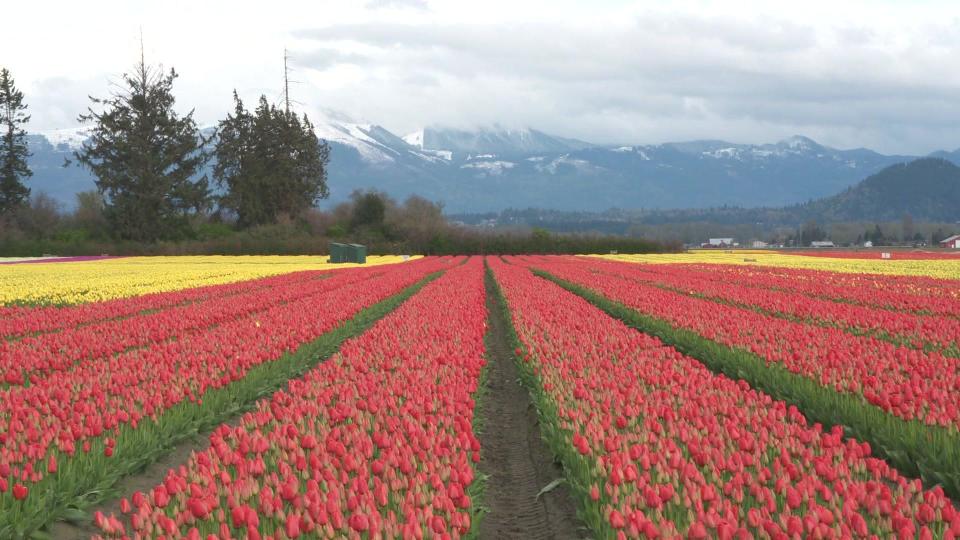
[478, 270, 586, 540]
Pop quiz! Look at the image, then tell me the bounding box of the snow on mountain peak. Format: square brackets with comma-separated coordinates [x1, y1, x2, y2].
[39, 126, 93, 150]
[311, 118, 399, 164]
[779, 135, 819, 151]
[403, 130, 424, 149]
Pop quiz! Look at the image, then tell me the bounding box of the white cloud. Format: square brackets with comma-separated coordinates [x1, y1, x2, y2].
[365, 0, 428, 10]
[4, 0, 960, 154]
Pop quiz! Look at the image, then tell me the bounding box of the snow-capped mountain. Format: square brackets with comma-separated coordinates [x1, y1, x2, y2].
[24, 117, 943, 213]
[38, 127, 95, 151]
[313, 121, 406, 165]
[404, 126, 593, 155]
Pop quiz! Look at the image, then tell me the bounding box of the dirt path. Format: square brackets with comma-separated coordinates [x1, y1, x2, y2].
[52, 271, 586, 539]
[478, 271, 587, 540]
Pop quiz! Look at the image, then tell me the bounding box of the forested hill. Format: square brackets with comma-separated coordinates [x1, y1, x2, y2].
[796, 158, 960, 222]
[453, 157, 960, 231]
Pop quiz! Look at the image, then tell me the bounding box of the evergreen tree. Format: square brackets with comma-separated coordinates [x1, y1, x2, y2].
[901, 213, 914, 243]
[800, 219, 827, 246]
[214, 93, 330, 227]
[213, 92, 253, 221]
[74, 57, 209, 241]
[0, 68, 32, 216]
[350, 189, 388, 232]
[932, 228, 946, 245]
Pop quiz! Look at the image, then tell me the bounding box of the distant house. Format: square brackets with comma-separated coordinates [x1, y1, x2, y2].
[707, 238, 735, 247]
[810, 240, 835, 248]
[863, 241, 873, 248]
[940, 235, 960, 249]
[751, 240, 769, 248]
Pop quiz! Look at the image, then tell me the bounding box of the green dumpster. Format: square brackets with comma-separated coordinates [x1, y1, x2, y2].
[328, 242, 347, 263]
[328, 242, 366, 263]
[347, 244, 367, 264]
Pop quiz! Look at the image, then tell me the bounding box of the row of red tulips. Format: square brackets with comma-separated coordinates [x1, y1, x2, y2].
[0, 257, 457, 537]
[0, 267, 388, 385]
[520, 254, 960, 304]
[577, 258, 960, 352]
[528, 257, 960, 431]
[0, 269, 342, 340]
[652, 261, 960, 317]
[489, 257, 960, 539]
[95, 258, 488, 539]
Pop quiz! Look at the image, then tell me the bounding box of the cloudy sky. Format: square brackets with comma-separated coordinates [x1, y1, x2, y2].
[6, 0, 960, 154]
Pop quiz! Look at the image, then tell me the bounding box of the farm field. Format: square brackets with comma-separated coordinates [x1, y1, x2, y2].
[0, 253, 959, 538]
[0, 255, 417, 306]
[598, 250, 960, 280]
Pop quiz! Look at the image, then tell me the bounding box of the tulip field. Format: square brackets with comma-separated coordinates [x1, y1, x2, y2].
[1, 252, 959, 538]
[0, 255, 415, 306]
[491, 257, 959, 538]
[599, 250, 960, 280]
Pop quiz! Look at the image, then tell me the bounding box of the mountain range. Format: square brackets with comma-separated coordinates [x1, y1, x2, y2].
[453, 158, 960, 235]
[22, 113, 958, 214]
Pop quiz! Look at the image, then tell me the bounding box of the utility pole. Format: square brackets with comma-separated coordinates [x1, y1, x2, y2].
[283, 48, 291, 114]
[281, 48, 302, 113]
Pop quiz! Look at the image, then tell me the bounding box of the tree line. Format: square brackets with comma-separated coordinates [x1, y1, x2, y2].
[1, 60, 670, 256]
[1, 58, 330, 242]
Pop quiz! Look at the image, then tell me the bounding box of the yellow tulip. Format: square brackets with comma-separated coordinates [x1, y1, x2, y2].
[591, 250, 960, 280]
[0, 255, 420, 306]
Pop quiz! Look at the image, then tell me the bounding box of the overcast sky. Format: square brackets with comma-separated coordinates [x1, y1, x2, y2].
[5, 0, 960, 154]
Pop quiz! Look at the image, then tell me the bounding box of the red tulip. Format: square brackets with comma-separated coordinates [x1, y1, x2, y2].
[153, 485, 170, 508]
[300, 434, 316, 450]
[687, 521, 708, 539]
[531, 256, 960, 431]
[92, 259, 485, 538]
[285, 513, 301, 537]
[188, 497, 209, 519]
[609, 509, 625, 529]
[431, 515, 447, 534]
[486, 256, 958, 538]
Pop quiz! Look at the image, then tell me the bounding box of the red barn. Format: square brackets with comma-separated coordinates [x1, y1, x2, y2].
[940, 235, 960, 249]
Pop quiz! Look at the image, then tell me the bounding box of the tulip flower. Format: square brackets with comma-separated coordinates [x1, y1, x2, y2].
[0, 255, 418, 309]
[0, 257, 456, 535]
[95, 260, 487, 538]
[488, 257, 957, 539]
[533, 256, 960, 431]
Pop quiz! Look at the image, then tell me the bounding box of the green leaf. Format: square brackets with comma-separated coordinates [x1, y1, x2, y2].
[61, 508, 89, 524]
[535, 478, 567, 501]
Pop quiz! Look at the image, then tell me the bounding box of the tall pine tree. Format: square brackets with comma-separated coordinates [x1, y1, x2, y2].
[0, 68, 32, 216]
[214, 93, 329, 227]
[75, 56, 209, 241]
